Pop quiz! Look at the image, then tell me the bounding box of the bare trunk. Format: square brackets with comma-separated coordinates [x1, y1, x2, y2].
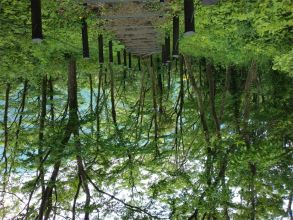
[2, 83, 10, 174]
[148, 63, 159, 156]
[136, 68, 147, 138]
[48, 77, 54, 122]
[72, 177, 82, 220]
[39, 75, 47, 196]
[157, 67, 163, 114]
[89, 74, 94, 135]
[167, 62, 171, 93]
[249, 163, 257, 220]
[0, 83, 11, 217]
[175, 56, 184, 166]
[109, 64, 117, 127]
[96, 66, 103, 136]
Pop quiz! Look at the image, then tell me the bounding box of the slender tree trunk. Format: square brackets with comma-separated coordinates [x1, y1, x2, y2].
[288, 191, 293, 220]
[96, 66, 103, 136]
[75, 135, 91, 220]
[0, 83, 11, 218]
[52, 187, 58, 220]
[89, 74, 94, 135]
[48, 77, 54, 122]
[109, 64, 117, 127]
[157, 67, 163, 114]
[249, 163, 257, 220]
[136, 69, 146, 138]
[2, 83, 10, 174]
[71, 81, 91, 219]
[123, 69, 127, 89]
[72, 177, 82, 220]
[175, 56, 184, 166]
[167, 62, 171, 99]
[148, 64, 159, 156]
[76, 153, 91, 220]
[39, 75, 47, 196]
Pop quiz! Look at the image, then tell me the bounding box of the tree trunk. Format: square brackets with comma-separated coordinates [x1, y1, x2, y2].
[175, 56, 184, 166]
[249, 163, 257, 220]
[109, 64, 117, 127]
[72, 177, 82, 220]
[39, 75, 47, 196]
[89, 74, 94, 135]
[37, 57, 78, 219]
[48, 77, 54, 122]
[148, 63, 159, 156]
[157, 67, 163, 114]
[0, 83, 11, 216]
[96, 66, 103, 136]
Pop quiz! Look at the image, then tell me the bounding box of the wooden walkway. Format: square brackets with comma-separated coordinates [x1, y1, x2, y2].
[86, 0, 167, 57]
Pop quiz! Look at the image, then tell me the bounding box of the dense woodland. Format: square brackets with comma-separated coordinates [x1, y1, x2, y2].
[0, 0, 293, 219]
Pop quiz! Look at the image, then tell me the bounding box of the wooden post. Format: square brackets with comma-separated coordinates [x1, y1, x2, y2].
[98, 34, 104, 64]
[173, 16, 179, 57]
[109, 40, 113, 63]
[117, 51, 121, 65]
[184, 0, 195, 35]
[31, 0, 43, 41]
[82, 18, 89, 58]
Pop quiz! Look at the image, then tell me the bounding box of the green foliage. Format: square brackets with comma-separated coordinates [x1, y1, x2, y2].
[0, 0, 292, 219]
[180, 0, 292, 68]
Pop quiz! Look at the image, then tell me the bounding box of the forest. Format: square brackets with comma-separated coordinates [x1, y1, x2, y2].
[0, 0, 292, 219]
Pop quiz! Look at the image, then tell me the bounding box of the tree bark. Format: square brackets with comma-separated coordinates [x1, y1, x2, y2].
[175, 56, 184, 166]
[2, 83, 10, 173]
[39, 75, 47, 196]
[109, 64, 117, 127]
[48, 77, 54, 122]
[0, 83, 11, 216]
[96, 65, 103, 136]
[72, 177, 82, 220]
[89, 74, 94, 135]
